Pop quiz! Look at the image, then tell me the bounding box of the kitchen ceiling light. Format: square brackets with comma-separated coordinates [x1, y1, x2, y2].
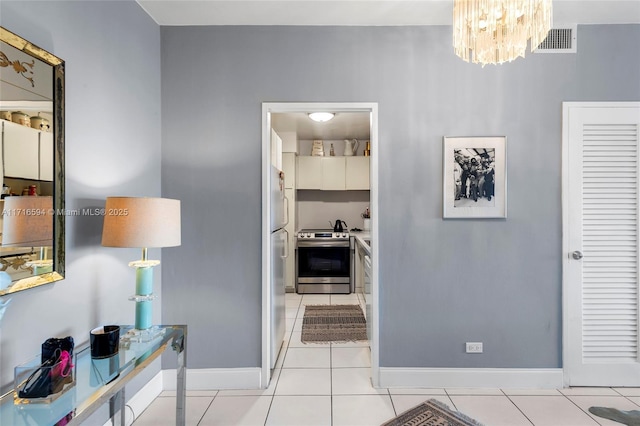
[308, 112, 335, 122]
[453, 0, 552, 66]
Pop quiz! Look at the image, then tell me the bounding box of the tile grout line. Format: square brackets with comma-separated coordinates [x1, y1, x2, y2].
[443, 389, 459, 411]
[386, 387, 398, 417]
[264, 342, 286, 426]
[264, 295, 299, 426]
[330, 293, 335, 426]
[562, 391, 606, 426]
[610, 387, 640, 406]
[622, 394, 640, 407]
[330, 354, 334, 424]
[195, 395, 217, 426]
[500, 389, 536, 426]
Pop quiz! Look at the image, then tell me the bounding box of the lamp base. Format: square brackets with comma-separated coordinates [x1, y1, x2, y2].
[130, 264, 157, 330]
[119, 326, 165, 348]
[27, 260, 53, 275]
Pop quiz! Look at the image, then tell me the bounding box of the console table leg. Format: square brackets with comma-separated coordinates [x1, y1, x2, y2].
[121, 387, 126, 426]
[176, 333, 187, 426]
[109, 388, 125, 426]
[120, 388, 127, 426]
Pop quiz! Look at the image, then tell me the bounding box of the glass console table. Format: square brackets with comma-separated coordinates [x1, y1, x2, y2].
[0, 325, 187, 426]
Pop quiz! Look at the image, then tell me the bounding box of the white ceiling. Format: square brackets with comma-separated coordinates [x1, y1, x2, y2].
[137, 0, 640, 26]
[136, 0, 639, 139]
[272, 112, 371, 140]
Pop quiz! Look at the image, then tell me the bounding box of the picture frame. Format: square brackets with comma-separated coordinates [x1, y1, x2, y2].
[443, 136, 507, 219]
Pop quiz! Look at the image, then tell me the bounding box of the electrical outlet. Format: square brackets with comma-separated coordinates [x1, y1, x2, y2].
[466, 342, 483, 353]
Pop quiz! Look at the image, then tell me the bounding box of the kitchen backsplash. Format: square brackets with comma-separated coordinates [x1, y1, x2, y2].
[296, 190, 370, 231]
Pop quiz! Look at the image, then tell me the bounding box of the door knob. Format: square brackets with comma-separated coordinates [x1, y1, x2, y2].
[572, 251, 583, 260]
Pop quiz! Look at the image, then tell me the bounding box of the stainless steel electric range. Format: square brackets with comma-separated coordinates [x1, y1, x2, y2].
[295, 229, 353, 294]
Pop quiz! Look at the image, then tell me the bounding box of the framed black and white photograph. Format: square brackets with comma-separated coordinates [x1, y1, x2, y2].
[443, 136, 507, 218]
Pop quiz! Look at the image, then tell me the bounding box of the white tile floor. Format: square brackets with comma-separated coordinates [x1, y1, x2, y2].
[133, 293, 640, 426]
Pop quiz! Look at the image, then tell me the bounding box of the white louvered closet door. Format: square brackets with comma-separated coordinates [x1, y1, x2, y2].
[564, 102, 640, 386]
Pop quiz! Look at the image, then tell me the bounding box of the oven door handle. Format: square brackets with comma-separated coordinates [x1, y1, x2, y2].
[297, 240, 350, 248]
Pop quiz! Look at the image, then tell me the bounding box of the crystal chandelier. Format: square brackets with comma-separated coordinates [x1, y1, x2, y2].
[453, 0, 552, 66]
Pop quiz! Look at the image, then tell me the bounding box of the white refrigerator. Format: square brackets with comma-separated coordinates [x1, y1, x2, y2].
[270, 165, 288, 368]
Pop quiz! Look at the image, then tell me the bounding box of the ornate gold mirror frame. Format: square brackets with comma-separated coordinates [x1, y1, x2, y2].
[0, 26, 65, 295]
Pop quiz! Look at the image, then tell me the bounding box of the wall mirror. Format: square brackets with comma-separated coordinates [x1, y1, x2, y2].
[0, 26, 65, 296]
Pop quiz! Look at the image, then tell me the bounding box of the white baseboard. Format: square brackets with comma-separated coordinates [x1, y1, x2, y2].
[162, 367, 263, 391]
[379, 367, 564, 389]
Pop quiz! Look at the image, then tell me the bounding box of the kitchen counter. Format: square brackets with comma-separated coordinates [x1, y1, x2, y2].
[351, 230, 371, 256]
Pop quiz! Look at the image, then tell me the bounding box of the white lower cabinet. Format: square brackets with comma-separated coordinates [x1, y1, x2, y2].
[284, 188, 296, 291]
[354, 240, 365, 293]
[353, 237, 372, 342]
[364, 253, 372, 341]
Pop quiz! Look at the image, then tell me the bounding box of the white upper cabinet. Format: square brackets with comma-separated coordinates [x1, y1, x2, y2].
[3, 120, 39, 180]
[297, 156, 323, 189]
[282, 152, 296, 189]
[345, 157, 370, 190]
[280, 131, 299, 154]
[297, 156, 369, 190]
[321, 157, 346, 190]
[2, 120, 53, 181]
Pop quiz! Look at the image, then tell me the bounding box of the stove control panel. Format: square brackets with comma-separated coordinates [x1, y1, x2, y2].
[297, 230, 350, 239]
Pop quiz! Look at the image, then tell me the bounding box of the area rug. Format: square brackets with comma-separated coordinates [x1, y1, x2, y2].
[301, 304, 368, 343]
[381, 399, 484, 426]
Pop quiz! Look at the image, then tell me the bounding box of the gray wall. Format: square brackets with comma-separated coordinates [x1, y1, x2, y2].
[161, 24, 640, 370]
[0, 0, 162, 411]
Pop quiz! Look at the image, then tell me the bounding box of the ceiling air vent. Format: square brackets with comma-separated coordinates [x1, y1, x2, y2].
[535, 25, 577, 53]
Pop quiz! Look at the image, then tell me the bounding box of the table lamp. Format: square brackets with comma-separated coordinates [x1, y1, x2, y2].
[2, 196, 53, 274]
[101, 197, 181, 342]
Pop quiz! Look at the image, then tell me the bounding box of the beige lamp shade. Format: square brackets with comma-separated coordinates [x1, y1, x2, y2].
[2, 196, 53, 247]
[101, 197, 181, 248]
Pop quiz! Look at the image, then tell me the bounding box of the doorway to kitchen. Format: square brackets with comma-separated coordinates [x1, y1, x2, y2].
[261, 102, 379, 389]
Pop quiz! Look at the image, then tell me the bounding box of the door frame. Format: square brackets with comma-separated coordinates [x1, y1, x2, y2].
[562, 101, 640, 386]
[261, 102, 380, 388]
